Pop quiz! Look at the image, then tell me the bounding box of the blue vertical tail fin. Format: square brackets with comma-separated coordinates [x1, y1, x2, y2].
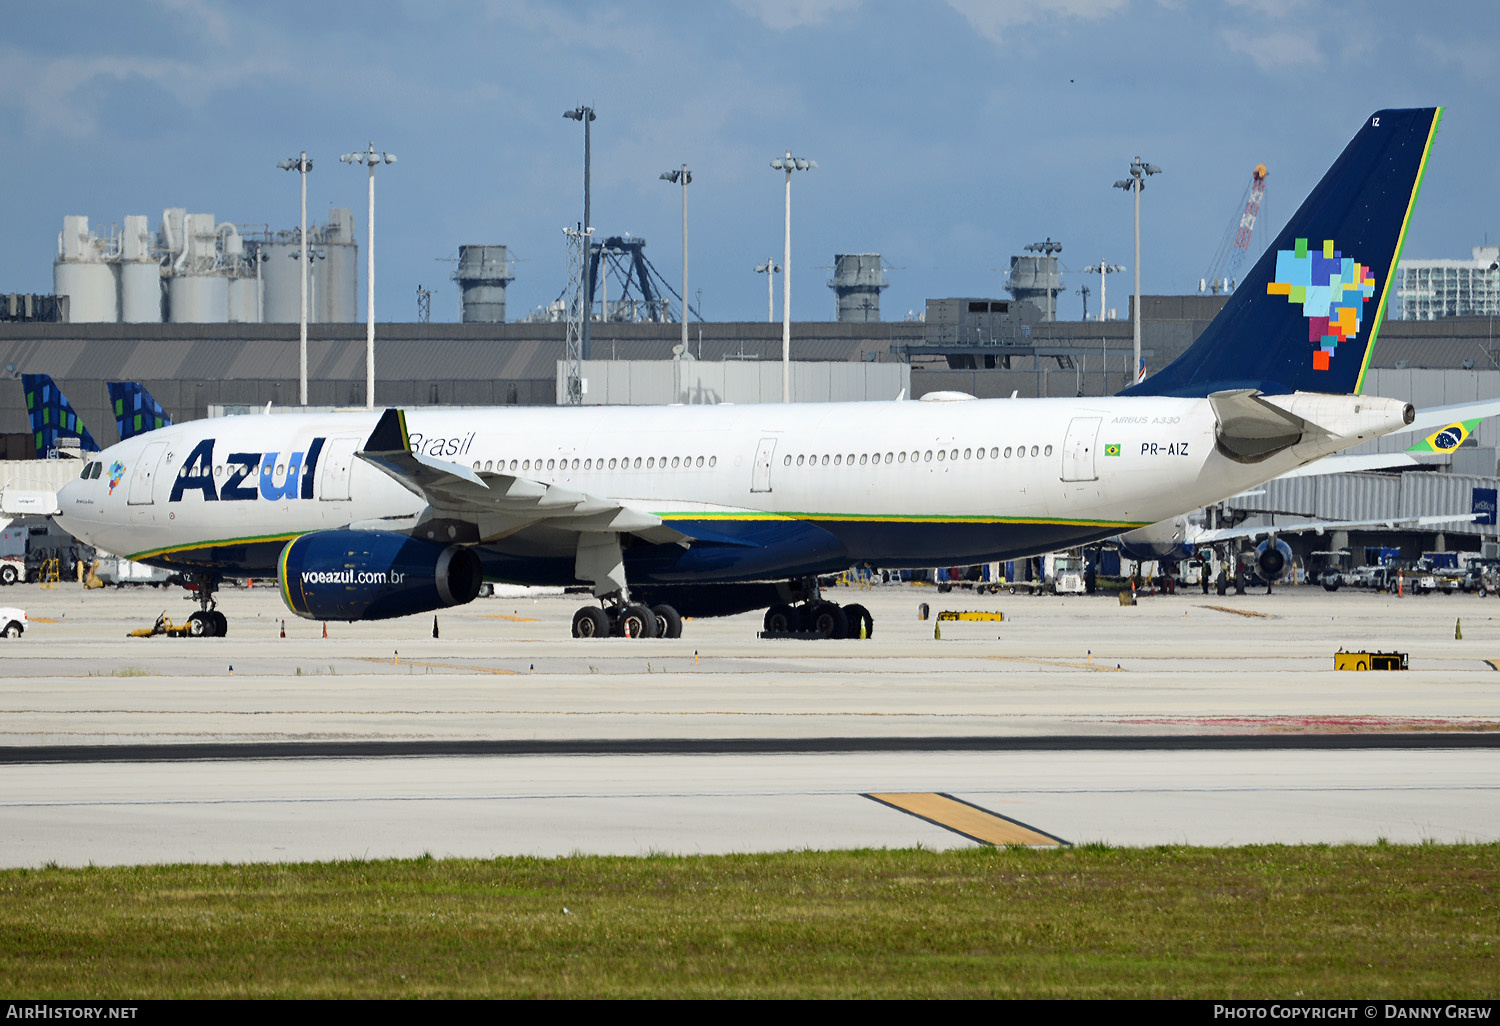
[20, 374, 98, 458]
[1125, 107, 1442, 398]
[107, 382, 173, 441]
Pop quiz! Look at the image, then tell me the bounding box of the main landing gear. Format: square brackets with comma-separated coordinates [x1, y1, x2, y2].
[763, 598, 873, 639]
[185, 572, 228, 638]
[570, 601, 683, 640]
[570, 532, 682, 640]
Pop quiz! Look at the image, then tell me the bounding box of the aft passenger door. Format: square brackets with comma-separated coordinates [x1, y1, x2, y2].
[1060, 417, 1101, 482]
[750, 437, 777, 493]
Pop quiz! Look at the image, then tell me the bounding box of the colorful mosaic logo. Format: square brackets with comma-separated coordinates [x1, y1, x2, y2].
[1266, 238, 1376, 371]
[107, 460, 125, 495]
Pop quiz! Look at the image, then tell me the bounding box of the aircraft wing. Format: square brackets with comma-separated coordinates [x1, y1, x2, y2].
[355, 408, 690, 546]
[1194, 512, 1480, 547]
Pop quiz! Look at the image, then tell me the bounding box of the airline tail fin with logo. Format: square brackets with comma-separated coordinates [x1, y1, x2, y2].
[1125, 107, 1442, 399]
[20, 374, 98, 458]
[107, 381, 173, 442]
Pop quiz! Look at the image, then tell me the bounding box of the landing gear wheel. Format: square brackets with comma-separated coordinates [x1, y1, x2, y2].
[2, 621, 21, 638]
[764, 603, 799, 634]
[844, 603, 873, 639]
[188, 611, 213, 637]
[652, 604, 682, 639]
[614, 603, 657, 639]
[807, 601, 849, 640]
[210, 610, 228, 637]
[0, 564, 16, 585]
[572, 606, 609, 638]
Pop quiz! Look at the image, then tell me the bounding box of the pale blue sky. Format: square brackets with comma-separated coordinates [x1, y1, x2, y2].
[1, 0, 1495, 323]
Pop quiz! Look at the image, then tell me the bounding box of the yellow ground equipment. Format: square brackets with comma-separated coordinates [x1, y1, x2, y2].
[1333, 650, 1408, 671]
[128, 613, 195, 638]
[936, 611, 1004, 622]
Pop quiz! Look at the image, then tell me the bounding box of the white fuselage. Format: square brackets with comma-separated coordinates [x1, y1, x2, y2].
[55, 393, 1412, 584]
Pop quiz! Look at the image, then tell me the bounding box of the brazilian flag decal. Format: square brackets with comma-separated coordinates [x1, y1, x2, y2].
[1407, 419, 1480, 453]
[1104, 443, 1121, 457]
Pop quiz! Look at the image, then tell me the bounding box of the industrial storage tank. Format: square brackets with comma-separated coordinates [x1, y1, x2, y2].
[254, 207, 357, 323]
[319, 207, 357, 323]
[167, 274, 227, 323]
[226, 276, 259, 323]
[54, 216, 118, 323]
[828, 253, 886, 323]
[455, 245, 513, 323]
[119, 214, 161, 323]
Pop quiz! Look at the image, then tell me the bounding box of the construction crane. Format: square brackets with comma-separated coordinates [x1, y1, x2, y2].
[1200, 164, 1268, 295]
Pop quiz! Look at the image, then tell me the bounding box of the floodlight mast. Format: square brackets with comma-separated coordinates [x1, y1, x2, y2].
[277, 151, 313, 405]
[340, 143, 396, 408]
[754, 259, 781, 323]
[770, 151, 816, 402]
[564, 106, 597, 360]
[1114, 157, 1161, 385]
[660, 165, 692, 353]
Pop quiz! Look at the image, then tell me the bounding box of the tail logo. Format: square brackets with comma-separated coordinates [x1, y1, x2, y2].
[1266, 238, 1376, 371]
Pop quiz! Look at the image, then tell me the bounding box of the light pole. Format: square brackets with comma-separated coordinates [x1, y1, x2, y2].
[564, 106, 596, 359]
[755, 258, 781, 323]
[1114, 157, 1161, 386]
[770, 150, 815, 402]
[276, 152, 313, 405]
[1084, 260, 1126, 324]
[1024, 238, 1063, 321]
[340, 143, 396, 409]
[659, 165, 692, 353]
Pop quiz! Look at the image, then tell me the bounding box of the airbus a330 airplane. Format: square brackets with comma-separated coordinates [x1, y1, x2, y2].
[57, 107, 1442, 639]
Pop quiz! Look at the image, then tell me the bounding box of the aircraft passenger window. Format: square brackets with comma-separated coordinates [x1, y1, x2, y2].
[950, 449, 958, 461]
[708, 456, 716, 467]
[634, 457, 642, 469]
[571, 459, 579, 470]
[936, 450, 945, 462]
[797, 455, 805, 466]
[886, 453, 893, 463]
[1031, 445, 1039, 457]
[544, 459, 552, 470]
[647, 457, 655, 469]
[608, 458, 617, 469]
[522, 460, 530, 471]
[1004, 447, 1012, 458]
[783, 456, 791, 466]
[818, 455, 827, 466]
[911, 451, 920, 462]
[898, 452, 906, 463]
[859, 454, 867, 465]
[924, 450, 933, 462]
[697, 456, 705, 467]
[964, 448, 972, 459]
[834, 455, 842, 466]
[274, 465, 283, 476]
[847, 453, 855, 464]
[1044, 445, 1053, 456]
[510, 460, 518, 471]
[214, 465, 223, 477]
[672, 456, 680, 468]
[990, 447, 999, 458]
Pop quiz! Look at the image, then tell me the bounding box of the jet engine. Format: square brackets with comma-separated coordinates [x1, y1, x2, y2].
[278, 529, 483, 621]
[1252, 537, 1295, 583]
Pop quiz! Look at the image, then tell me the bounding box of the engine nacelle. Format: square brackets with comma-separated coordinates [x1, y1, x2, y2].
[1254, 537, 1294, 582]
[279, 529, 483, 621]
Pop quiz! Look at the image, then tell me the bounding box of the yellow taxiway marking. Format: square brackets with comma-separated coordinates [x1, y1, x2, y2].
[866, 792, 1067, 847]
[351, 657, 519, 675]
[482, 614, 540, 622]
[1199, 605, 1276, 618]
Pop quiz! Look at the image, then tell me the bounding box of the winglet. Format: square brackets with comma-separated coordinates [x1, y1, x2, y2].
[364, 407, 410, 454]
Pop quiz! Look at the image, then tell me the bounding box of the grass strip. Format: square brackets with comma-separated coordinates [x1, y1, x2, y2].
[0, 843, 1496, 998]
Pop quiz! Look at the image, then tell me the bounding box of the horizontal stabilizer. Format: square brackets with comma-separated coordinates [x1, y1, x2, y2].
[1209, 389, 1321, 463]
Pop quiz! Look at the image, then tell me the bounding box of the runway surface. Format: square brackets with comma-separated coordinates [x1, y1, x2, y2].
[2, 582, 1498, 865]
